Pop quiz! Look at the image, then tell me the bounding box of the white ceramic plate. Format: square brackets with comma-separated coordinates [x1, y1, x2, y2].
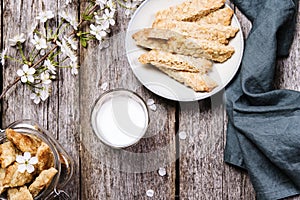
[125, 0, 244, 101]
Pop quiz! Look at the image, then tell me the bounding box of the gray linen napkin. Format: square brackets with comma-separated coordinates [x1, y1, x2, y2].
[225, 0, 300, 199]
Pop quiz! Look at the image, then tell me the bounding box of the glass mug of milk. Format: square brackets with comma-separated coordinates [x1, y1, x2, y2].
[91, 89, 149, 148]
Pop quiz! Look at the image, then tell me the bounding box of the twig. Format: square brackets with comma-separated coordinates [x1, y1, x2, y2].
[0, 45, 58, 100]
[0, 4, 99, 100]
[32, 45, 58, 69]
[82, 4, 99, 26]
[0, 77, 21, 100]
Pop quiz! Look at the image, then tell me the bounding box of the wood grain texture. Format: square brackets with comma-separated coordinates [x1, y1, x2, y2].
[55, 1, 81, 198]
[274, 3, 300, 200]
[222, 5, 256, 200]
[1, 0, 80, 199]
[79, 3, 176, 199]
[179, 93, 225, 200]
[1, 0, 300, 199]
[0, 0, 2, 121]
[177, 3, 256, 200]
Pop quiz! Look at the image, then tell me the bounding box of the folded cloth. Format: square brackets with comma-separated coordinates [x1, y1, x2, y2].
[225, 0, 300, 199]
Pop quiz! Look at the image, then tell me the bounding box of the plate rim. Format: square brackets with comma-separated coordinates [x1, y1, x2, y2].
[125, 0, 244, 102]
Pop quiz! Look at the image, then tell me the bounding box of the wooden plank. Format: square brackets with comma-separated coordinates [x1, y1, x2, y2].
[274, 5, 300, 200]
[222, 5, 256, 200]
[2, 1, 57, 128]
[79, 3, 176, 200]
[179, 93, 225, 200]
[1, 0, 80, 199]
[275, 11, 300, 92]
[0, 0, 2, 124]
[55, 0, 81, 198]
[177, 3, 254, 199]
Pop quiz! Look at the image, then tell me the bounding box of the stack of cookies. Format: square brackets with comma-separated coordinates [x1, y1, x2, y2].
[0, 129, 58, 200]
[132, 0, 239, 92]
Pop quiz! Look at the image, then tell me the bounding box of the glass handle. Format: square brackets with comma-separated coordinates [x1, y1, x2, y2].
[44, 189, 71, 200]
[56, 190, 71, 200]
[57, 152, 74, 188]
[0, 129, 5, 141]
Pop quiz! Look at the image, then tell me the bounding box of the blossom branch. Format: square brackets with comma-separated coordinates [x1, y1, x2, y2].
[0, 0, 143, 104]
[31, 45, 58, 69]
[0, 44, 58, 100]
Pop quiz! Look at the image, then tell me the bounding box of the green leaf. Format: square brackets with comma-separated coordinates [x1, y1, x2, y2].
[82, 14, 93, 21]
[80, 38, 87, 48]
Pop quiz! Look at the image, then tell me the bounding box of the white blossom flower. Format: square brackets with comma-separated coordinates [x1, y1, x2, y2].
[30, 92, 41, 104]
[9, 33, 26, 46]
[27, 21, 38, 39]
[39, 86, 51, 100]
[30, 84, 51, 104]
[107, 0, 116, 10]
[40, 72, 52, 85]
[36, 10, 54, 23]
[58, 11, 68, 20]
[44, 59, 56, 74]
[16, 152, 38, 173]
[70, 60, 79, 75]
[59, 11, 78, 30]
[0, 48, 7, 66]
[95, 0, 107, 9]
[94, 15, 102, 25]
[68, 51, 78, 62]
[125, 1, 138, 17]
[17, 64, 36, 83]
[90, 24, 107, 41]
[68, 16, 79, 30]
[66, 0, 72, 4]
[64, 36, 77, 50]
[31, 34, 47, 50]
[102, 9, 115, 28]
[57, 39, 77, 62]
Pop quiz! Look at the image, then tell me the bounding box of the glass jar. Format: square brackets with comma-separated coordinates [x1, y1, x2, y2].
[0, 119, 74, 200]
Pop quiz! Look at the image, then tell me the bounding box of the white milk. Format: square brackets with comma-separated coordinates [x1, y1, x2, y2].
[92, 92, 148, 147]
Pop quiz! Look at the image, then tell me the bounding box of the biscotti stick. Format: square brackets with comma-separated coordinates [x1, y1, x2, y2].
[153, 64, 217, 92]
[132, 28, 235, 63]
[152, 19, 239, 44]
[155, 0, 226, 22]
[196, 7, 234, 26]
[139, 50, 213, 73]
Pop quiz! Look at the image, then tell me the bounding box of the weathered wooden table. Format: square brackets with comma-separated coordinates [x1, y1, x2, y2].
[1, 0, 300, 199]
